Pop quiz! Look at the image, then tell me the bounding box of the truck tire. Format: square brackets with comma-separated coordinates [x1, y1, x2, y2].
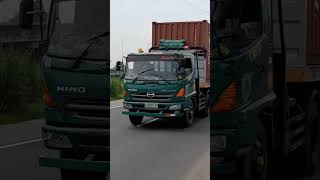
[129, 115, 143, 126]
[180, 104, 194, 128]
[199, 96, 209, 118]
[60, 151, 107, 180]
[294, 99, 318, 176]
[241, 121, 268, 180]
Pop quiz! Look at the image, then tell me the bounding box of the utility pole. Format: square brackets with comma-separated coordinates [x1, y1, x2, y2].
[121, 40, 124, 71]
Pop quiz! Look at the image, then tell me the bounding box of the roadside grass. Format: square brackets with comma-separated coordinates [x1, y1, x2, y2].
[0, 46, 44, 125]
[110, 77, 124, 101]
[0, 100, 44, 125]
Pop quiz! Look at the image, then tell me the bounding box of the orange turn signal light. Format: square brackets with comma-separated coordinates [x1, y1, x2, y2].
[176, 88, 185, 97]
[211, 82, 237, 113]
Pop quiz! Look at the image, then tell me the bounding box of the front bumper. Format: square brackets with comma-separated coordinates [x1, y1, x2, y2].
[122, 101, 187, 118]
[39, 150, 109, 173]
[122, 110, 184, 118]
[42, 125, 109, 153]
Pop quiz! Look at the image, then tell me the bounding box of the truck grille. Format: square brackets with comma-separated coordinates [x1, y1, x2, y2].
[62, 96, 109, 121]
[130, 92, 173, 101]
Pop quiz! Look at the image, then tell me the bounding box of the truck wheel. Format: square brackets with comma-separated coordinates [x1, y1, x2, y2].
[253, 122, 268, 180]
[129, 115, 143, 126]
[295, 100, 318, 176]
[242, 121, 268, 180]
[180, 105, 194, 128]
[199, 96, 209, 118]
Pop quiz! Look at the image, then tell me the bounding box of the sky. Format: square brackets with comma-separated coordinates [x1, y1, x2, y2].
[110, 0, 210, 68]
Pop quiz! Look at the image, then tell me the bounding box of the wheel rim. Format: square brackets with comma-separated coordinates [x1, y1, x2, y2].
[188, 107, 194, 125]
[255, 137, 266, 178]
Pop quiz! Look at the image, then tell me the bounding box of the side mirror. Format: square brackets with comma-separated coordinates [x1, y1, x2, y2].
[19, 0, 34, 29]
[116, 61, 122, 71]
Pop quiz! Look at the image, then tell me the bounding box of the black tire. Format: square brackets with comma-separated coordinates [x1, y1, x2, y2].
[60, 151, 107, 180]
[241, 121, 268, 180]
[294, 99, 318, 176]
[199, 96, 209, 118]
[179, 104, 194, 128]
[129, 115, 143, 126]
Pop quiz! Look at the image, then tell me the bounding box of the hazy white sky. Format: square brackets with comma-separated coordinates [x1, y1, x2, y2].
[110, 0, 210, 67]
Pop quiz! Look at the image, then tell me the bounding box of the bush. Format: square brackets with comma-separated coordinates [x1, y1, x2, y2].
[110, 77, 124, 100]
[0, 46, 42, 113]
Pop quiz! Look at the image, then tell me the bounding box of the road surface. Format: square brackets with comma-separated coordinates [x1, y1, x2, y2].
[0, 100, 209, 180]
[2, 100, 319, 180]
[110, 100, 210, 180]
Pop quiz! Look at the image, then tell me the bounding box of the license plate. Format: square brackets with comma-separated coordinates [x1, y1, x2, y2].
[145, 103, 158, 109]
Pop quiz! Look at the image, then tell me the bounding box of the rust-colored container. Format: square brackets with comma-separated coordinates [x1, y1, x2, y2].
[152, 20, 210, 83]
[306, 0, 320, 65]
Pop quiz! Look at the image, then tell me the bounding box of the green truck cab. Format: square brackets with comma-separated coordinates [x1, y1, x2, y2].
[121, 40, 209, 127]
[211, 0, 320, 179]
[19, 0, 109, 179]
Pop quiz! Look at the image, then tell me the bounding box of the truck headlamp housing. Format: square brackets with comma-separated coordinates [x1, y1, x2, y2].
[124, 103, 133, 109]
[169, 104, 181, 110]
[211, 135, 227, 153]
[44, 132, 72, 149]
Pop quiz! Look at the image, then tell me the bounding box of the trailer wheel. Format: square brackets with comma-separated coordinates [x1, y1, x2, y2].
[180, 104, 194, 128]
[129, 115, 143, 126]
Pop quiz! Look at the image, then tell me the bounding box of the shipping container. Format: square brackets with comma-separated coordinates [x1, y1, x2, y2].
[151, 20, 210, 83]
[306, 0, 320, 65]
[272, 0, 320, 66]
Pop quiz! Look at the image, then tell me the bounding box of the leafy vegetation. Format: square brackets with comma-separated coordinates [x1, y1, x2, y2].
[110, 77, 124, 101]
[0, 46, 44, 124]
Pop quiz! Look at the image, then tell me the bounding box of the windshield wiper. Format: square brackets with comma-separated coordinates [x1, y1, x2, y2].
[132, 68, 154, 83]
[71, 31, 109, 69]
[147, 73, 170, 84]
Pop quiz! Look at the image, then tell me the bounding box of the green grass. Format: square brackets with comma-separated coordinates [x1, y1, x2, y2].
[110, 77, 124, 101]
[0, 99, 44, 125]
[0, 46, 44, 125]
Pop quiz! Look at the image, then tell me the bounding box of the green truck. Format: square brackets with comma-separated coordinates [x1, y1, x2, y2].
[211, 0, 320, 179]
[19, 0, 109, 179]
[120, 21, 210, 127]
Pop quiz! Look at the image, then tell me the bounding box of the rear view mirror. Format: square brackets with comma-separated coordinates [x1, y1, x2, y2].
[19, 0, 34, 29]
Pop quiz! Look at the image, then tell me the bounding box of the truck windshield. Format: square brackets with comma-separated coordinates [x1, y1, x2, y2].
[212, 0, 262, 59]
[125, 58, 178, 81]
[47, 0, 108, 60]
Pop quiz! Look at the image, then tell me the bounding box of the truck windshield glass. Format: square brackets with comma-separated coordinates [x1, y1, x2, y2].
[47, 0, 108, 60]
[212, 0, 262, 59]
[125, 59, 178, 81]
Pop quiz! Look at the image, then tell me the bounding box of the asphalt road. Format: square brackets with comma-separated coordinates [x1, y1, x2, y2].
[0, 100, 209, 180]
[5, 100, 320, 180]
[110, 100, 210, 180]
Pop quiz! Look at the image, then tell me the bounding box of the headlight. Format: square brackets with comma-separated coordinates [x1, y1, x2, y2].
[211, 135, 226, 153]
[124, 103, 133, 109]
[169, 104, 181, 110]
[44, 132, 72, 149]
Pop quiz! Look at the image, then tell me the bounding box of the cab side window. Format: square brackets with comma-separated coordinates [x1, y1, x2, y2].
[185, 58, 193, 76]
